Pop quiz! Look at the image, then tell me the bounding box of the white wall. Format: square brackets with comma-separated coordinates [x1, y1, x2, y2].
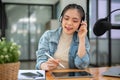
[46, 19, 60, 30]
[2, 0, 58, 4]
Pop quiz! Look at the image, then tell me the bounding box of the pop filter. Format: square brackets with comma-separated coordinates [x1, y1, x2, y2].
[93, 18, 111, 36]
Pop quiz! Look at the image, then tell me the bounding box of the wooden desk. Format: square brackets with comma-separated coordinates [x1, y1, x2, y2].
[46, 67, 120, 80]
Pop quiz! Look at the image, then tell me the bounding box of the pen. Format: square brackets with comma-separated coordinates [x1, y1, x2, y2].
[36, 71, 43, 77]
[45, 52, 65, 68]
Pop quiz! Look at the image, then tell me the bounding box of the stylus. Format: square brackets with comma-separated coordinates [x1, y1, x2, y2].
[45, 52, 65, 68]
[37, 71, 43, 77]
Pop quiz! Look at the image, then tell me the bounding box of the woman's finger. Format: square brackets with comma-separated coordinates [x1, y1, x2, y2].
[46, 63, 57, 70]
[48, 58, 59, 64]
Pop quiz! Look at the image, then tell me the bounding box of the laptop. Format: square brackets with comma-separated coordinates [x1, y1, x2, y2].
[102, 67, 120, 77]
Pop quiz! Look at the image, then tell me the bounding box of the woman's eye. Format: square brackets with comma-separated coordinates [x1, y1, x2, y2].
[63, 17, 69, 20]
[73, 20, 78, 23]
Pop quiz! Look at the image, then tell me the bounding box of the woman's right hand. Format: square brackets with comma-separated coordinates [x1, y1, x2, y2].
[40, 58, 60, 70]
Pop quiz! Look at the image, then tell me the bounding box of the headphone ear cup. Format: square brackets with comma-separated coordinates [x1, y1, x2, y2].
[59, 10, 63, 23]
[59, 16, 62, 23]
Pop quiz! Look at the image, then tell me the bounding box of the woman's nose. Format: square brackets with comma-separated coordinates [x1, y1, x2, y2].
[67, 20, 72, 26]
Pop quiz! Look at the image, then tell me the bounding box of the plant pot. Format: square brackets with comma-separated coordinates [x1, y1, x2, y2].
[0, 62, 20, 80]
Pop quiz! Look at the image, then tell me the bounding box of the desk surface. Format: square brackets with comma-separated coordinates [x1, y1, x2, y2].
[46, 67, 120, 80]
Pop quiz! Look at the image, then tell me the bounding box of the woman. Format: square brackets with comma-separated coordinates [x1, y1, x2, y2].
[36, 4, 90, 70]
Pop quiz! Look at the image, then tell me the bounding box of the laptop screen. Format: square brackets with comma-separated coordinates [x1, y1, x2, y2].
[102, 67, 120, 77]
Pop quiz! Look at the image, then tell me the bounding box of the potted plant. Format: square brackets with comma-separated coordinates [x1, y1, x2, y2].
[0, 38, 21, 80]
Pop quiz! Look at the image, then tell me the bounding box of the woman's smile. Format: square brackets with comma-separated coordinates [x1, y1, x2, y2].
[65, 26, 73, 31]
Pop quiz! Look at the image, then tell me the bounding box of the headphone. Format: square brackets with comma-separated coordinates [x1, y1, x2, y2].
[59, 4, 85, 22]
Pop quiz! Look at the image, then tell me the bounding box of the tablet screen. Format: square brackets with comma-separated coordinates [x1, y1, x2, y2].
[52, 71, 93, 78]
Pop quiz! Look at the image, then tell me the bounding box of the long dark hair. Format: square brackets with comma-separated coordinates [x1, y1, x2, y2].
[60, 4, 85, 21]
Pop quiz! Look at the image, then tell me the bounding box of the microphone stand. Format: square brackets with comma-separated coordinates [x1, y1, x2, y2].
[108, 0, 111, 67]
[108, 27, 111, 67]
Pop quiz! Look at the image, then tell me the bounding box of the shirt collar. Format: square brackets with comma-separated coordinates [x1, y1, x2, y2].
[49, 27, 62, 44]
[49, 27, 79, 44]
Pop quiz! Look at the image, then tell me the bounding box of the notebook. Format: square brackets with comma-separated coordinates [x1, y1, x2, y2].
[102, 67, 120, 77]
[18, 70, 45, 80]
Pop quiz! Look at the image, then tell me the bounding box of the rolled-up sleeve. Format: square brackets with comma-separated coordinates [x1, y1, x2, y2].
[36, 31, 50, 70]
[75, 53, 89, 69]
[74, 37, 90, 69]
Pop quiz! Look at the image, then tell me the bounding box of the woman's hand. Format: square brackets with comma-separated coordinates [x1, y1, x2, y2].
[77, 21, 87, 58]
[78, 21, 87, 39]
[40, 58, 59, 70]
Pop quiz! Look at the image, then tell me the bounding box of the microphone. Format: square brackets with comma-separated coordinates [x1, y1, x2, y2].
[93, 18, 111, 36]
[93, 9, 120, 36]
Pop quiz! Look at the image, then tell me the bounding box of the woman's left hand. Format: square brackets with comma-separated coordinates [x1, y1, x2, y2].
[78, 21, 87, 39]
[77, 21, 87, 58]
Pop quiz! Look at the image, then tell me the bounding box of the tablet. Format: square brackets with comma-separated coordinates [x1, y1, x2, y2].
[51, 71, 93, 78]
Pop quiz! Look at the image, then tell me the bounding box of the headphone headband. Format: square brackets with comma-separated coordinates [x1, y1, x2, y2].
[60, 4, 85, 22]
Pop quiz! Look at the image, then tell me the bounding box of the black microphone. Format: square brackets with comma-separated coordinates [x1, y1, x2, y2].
[93, 9, 120, 36]
[93, 18, 111, 36]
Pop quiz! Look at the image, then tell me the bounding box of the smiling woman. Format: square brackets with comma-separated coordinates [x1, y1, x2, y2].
[36, 4, 90, 71]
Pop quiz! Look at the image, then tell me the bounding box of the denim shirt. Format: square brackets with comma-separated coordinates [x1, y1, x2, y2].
[36, 27, 90, 70]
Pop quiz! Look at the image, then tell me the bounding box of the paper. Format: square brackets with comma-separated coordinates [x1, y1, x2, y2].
[18, 70, 45, 80]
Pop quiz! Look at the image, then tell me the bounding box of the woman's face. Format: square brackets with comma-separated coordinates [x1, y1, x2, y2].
[62, 9, 81, 35]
